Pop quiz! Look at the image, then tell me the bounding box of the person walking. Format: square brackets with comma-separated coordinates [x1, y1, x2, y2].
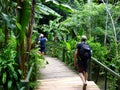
[38, 34, 47, 56]
[74, 35, 92, 90]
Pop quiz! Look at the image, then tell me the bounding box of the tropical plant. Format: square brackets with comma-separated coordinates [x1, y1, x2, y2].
[35, 0, 74, 34]
[0, 0, 16, 46]
[41, 18, 70, 41]
[0, 36, 22, 90]
[28, 48, 45, 89]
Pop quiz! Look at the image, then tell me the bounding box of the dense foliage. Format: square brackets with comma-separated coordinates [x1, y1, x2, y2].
[0, 0, 120, 89]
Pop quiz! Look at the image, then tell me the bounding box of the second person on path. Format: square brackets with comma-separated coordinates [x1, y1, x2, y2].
[38, 34, 47, 56]
[74, 35, 92, 90]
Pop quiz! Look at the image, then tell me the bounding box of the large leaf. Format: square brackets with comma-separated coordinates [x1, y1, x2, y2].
[45, 0, 74, 13]
[36, 3, 61, 17]
[66, 42, 71, 51]
[8, 63, 14, 73]
[1, 13, 10, 26]
[16, 23, 22, 30]
[19, 0, 31, 31]
[8, 80, 12, 89]
[2, 72, 7, 84]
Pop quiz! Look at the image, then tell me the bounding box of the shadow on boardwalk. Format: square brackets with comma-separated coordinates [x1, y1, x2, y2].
[35, 56, 100, 90]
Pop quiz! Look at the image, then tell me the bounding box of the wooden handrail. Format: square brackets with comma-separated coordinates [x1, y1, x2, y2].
[89, 57, 120, 90]
[26, 63, 34, 81]
[91, 57, 120, 79]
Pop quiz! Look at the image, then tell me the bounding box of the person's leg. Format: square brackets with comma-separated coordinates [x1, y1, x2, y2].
[40, 47, 45, 56]
[77, 60, 87, 90]
[79, 73, 86, 84]
[82, 60, 88, 90]
[41, 52, 44, 56]
[83, 71, 88, 84]
[79, 72, 87, 90]
[83, 59, 89, 84]
[77, 60, 85, 84]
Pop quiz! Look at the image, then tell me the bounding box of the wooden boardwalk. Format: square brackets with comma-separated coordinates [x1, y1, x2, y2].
[35, 56, 100, 90]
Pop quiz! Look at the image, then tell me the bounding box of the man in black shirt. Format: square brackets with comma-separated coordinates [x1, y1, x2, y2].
[74, 35, 92, 90]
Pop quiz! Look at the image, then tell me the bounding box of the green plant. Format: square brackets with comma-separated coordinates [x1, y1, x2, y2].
[0, 47, 22, 90]
[46, 41, 63, 59]
[28, 48, 46, 89]
[88, 38, 108, 63]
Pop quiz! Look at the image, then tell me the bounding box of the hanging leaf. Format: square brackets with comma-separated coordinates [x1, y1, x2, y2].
[36, 3, 61, 17]
[20, 0, 31, 31]
[1, 13, 10, 22]
[16, 23, 22, 30]
[1, 13, 10, 26]
[66, 42, 71, 51]
[2, 72, 7, 84]
[73, 29, 78, 36]
[8, 63, 14, 73]
[45, 0, 74, 13]
[59, 4, 74, 13]
[36, 4, 49, 15]
[8, 80, 12, 89]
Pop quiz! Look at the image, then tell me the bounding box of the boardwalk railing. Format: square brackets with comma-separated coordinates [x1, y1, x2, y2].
[89, 57, 120, 90]
[20, 63, 34, 90]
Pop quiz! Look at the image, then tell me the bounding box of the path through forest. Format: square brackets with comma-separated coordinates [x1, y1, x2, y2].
[35, 56, 100, 90]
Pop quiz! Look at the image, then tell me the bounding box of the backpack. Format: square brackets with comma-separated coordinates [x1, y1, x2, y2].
[77, 42, 92, 59]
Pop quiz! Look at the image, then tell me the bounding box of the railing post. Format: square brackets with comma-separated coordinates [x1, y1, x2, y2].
[62, 47, 65, 62]
[105, 69, 107, 90]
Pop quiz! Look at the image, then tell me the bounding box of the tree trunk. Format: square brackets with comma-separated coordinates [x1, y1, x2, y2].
[25, 0, 36, 62]
[102, 0, 118, 57]
[16, 0, 26, 79]
[20, 40, 26, 78]
[104, 0, 108, 46]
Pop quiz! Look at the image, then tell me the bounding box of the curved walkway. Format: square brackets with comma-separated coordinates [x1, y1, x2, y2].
[35, 56, 100, 90]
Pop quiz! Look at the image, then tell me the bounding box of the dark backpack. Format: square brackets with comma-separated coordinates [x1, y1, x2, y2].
[77, 42, 92, 59]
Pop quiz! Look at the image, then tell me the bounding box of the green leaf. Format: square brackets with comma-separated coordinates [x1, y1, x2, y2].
[73, 29, 78, 36]
[1, 13, 10, 22]
[59, 4, 74, 13]
[66, 42, 71, 51]
[13, 72, 18, 80]
[20, 87, 25, 90]
[18, 69, 22, 75]
[16, 23, 22, 30]
[8, 80, 12, 89]
[1, 13, 10, 26]
[36, 3, 61, 17]
[8, 63, 14, 73]
[2, 72, 7, 84]
[20, 0, 31, 31]
[45, 0, 74, 13]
